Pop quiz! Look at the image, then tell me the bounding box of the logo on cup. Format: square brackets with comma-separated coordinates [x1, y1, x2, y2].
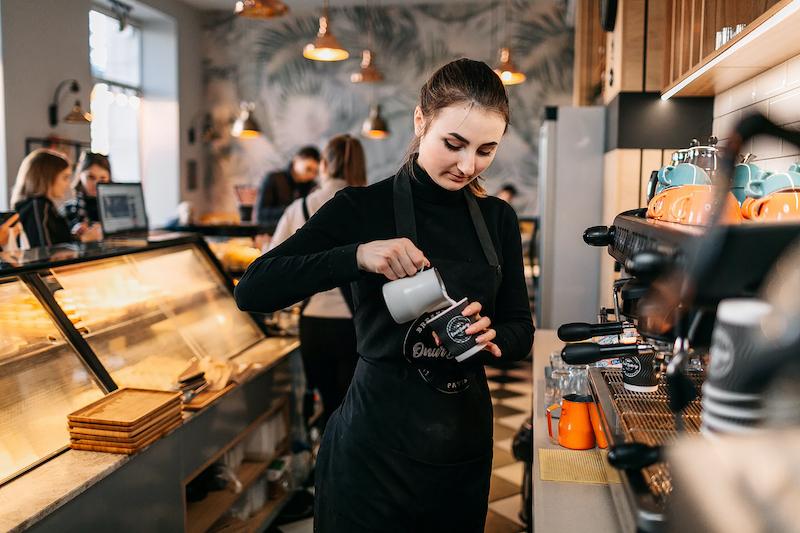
[446, 315, 472, 344]
[710, 328, 734, 378]
[622, 357, 642, 378]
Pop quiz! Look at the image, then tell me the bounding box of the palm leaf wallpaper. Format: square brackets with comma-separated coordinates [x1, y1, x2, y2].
[202, 1, 573, 216]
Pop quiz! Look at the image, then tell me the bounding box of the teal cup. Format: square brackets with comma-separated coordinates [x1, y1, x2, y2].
[745, 170, 800, 199]
[732, 163, 770, 204]
[656, 163, 711, 194]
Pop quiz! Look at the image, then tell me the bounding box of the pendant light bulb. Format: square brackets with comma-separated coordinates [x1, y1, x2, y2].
[361, 104, 389, 140]
[493, 47, 526, 86]
[303, 4, 349, 62]
[351, 50, 384, 83]
[234, 0, 289, 18]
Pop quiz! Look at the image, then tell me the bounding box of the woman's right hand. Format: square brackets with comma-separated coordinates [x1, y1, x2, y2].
[0, 213, 20, 244]
[356, 238, 430, 280]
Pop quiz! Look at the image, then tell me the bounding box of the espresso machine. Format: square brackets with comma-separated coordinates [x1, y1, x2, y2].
[554, 115, 800, 532]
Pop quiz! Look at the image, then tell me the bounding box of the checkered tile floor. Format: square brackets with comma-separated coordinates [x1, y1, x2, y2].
[273, 362, 533, 533]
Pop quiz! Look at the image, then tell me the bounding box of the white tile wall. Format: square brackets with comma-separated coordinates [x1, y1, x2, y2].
[713, 53, 800, 171]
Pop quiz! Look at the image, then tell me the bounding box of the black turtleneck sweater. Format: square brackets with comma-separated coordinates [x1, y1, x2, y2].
[236, 163, 533, 363]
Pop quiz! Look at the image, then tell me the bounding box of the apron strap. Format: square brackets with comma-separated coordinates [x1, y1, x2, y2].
[464, 192, 499, 268]
[393, 170, 498, 268]
[393, 172, 418, 244]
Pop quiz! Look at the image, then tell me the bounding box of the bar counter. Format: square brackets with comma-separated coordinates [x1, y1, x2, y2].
[0, 337, 300, 533]
[531, 330, 621, 532]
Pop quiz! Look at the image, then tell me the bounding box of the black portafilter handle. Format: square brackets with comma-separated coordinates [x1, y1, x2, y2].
[583, 225, 615, 247]
[607, 443, 663, 470]
[560, 342, 642, 365]
[625, 251, 671, 283]
[557, 321, 625, 342]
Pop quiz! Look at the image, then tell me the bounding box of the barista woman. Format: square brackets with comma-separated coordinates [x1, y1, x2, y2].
[235, 59, 534, 532]
[64, 151, 112, 231]
[270, 134, 367, 427]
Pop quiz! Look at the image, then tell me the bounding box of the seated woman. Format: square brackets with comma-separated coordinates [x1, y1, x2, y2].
[10, 149, 100, 248]
[64, 151, 111, 231]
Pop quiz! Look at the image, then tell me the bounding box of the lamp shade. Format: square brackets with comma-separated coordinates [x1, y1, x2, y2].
[232, 104, 262, 139]
[493, 47, 526, 86]
[351, 50, 384, 83]
[303, 15, 349, 61]
[361, 104, 389, 139]
[234, 0, 289, 18]
[64, 100, 92, 124]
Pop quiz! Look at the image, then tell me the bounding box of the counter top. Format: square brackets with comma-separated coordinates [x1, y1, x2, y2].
[531, 330, 621, 532]
[0, 337, 300, 533]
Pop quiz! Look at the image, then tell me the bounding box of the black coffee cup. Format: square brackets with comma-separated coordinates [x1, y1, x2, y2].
[707, 299, 772, 395]
[621, 353, 661, 392]
[427, 297, 486, 363]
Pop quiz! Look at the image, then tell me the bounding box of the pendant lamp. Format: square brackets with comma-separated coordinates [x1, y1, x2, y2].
[303, 0, 349, 62]
[231, 102, 262, 139]
[493, 47, 526, 86]
[234, 0, 289, 19]
[351, 50, 383, 83]
[361, 104, 389, 139]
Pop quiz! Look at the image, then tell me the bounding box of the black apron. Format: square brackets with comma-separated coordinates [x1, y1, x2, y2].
[314, 172, 503, 533]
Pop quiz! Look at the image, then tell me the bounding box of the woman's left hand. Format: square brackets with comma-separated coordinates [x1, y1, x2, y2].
[432, 301, 502, 358]
[462, 301, 502, 358]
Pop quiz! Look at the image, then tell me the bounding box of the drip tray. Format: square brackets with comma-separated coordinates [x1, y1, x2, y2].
[589, 368, 705, 532]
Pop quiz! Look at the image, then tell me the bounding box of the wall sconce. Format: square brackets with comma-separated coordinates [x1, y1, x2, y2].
[49, 79, 91, 127]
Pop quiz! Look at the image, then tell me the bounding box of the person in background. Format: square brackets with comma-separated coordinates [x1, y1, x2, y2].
[64, 151, 112, 232]
[270, 134, 367, 429]
[11, 149, 101, 247]
[495, 182, 518, 204]
[256, 145, 320, 232]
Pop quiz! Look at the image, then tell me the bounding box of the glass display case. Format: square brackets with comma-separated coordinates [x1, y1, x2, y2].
[0, 236, 269, 486]
[0, 277, 105, 485]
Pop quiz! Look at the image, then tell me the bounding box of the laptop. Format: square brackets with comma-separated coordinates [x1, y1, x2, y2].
[96, 182, 150, 244]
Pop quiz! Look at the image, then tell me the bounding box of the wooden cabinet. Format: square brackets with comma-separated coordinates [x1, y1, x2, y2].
[663, 0, 794, 98]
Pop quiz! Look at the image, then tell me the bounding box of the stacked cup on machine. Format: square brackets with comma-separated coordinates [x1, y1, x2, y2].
[702, 298, 772, 435]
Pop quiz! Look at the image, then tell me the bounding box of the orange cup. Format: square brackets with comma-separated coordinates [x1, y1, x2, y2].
[744, 190, 800, 222]
[647, 185, 741, 225]
[546, 394, 596, 450]
[588, 403, 608, 449]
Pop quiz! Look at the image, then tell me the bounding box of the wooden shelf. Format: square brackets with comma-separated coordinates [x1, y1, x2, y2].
[663, 0, 800, 98]
[185, 439, 289, 533]
[242, 490, 295, 533]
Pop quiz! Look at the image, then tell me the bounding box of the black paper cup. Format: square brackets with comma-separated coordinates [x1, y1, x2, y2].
[428, 297, 486, 363]
[238, 204, 254, 223]
[621, 353, 661, 393]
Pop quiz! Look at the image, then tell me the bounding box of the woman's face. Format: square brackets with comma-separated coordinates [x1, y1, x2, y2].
[81, 164, 111, 197]
[415, 103, 506, 191]
[49, 168, 72, 200]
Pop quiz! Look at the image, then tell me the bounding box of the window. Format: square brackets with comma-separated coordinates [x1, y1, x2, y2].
[89, 9, 142, 182]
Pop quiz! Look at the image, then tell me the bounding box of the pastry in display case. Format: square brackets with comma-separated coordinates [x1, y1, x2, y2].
[0, 277, 105, 485]
[43, 244, 266, 391]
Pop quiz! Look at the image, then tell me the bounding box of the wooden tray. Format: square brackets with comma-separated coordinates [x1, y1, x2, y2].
[68, 404, 182, 436]
[70, 429, 164, 455]
[183, 383, 236, 411]
[68, 388, 181, 427]
[71, 419, 182, 449]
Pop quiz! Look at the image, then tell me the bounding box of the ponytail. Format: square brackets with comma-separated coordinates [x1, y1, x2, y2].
[322, 134, 367, 187]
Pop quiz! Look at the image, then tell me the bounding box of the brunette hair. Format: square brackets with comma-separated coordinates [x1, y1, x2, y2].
[323, 134, 367, 187]
[295, 145, 321, 162]
[73, 151, 112, 194]
[10, 149, 71, 206]
[404, 58, 510, 197]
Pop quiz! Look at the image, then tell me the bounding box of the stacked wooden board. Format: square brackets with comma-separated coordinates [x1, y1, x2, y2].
[68, 388, 182, 455]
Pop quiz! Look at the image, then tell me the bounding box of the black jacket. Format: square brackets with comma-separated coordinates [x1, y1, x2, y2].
[63, 191, 100, 229]
[15, 197, 73, 248]
[256, 166, 315, 232]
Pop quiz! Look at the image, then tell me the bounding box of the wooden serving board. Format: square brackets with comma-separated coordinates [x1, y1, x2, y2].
[182, 383, 236, 411]
[68, 404, 182, 436]
[70, 419, 182, 449]
[68, 388, 181, 427]
[70, 416, 182, 444]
